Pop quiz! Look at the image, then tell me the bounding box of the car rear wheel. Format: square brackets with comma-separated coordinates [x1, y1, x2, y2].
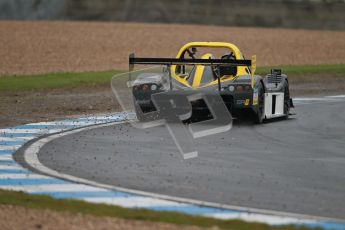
[254, 82, 265, 124]
[134, 105, 145, 122]
[283, 81, 290, 119]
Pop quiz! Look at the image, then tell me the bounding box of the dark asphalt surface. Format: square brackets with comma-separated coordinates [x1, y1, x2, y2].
[37, 100, 345, 219]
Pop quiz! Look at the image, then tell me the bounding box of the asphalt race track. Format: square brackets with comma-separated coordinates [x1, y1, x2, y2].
[35, 99, 345, 219]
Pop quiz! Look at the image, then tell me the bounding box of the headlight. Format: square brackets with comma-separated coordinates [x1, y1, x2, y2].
[150, 84, 157, 91]
[228, 85, 235, 92]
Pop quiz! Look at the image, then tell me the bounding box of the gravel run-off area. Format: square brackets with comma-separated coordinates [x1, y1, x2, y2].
[1, 21, 345, 75]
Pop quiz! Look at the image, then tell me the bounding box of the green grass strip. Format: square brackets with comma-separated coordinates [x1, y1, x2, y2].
[255, 64, 345, 75]
[0, 64, 343, 92]
[0, 189, 318, 230]
[0, 70, 121, 92]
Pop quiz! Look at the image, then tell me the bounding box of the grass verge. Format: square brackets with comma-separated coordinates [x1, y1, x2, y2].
[255, 64, 345, 76]
[0, 70, 121, 92]
[0, 189, 318, 230]
[0, 64, 344, 92]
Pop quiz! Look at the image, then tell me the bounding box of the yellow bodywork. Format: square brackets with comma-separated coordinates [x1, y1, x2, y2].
[170, 42, 256, 88]
[191, 53, 213, 87]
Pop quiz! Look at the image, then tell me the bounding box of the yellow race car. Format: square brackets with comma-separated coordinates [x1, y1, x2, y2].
[130, 42, 293, 123]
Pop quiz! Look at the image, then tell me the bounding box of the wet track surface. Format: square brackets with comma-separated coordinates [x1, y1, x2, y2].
[37, 100, 345, 219]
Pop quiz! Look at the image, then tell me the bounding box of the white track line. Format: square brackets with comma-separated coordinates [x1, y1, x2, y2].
[0, 129, 65, 134]
[0, 154, 13, 161]
[0, 145, 21, 151]
[207, 213, 312, 225]
[27, 121, 114, 126]
[0, 184, 108, 193]
[84, 197, 182, 208]
[293, 97, 344, 101]
[0, 137, 34, 142]
[326, 95, 345, 98]
[0, 165, 26, 170]
[0, 174, 49, 179]
[78, 115, 126, 120]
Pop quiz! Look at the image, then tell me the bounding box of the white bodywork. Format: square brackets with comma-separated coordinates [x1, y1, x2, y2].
[264, 92, 285, 119]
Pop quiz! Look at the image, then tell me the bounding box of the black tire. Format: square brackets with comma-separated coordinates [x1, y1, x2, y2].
[134, 105, 145, 122]
[254, 82, 265, 124]
[283, 81, 290, 119]
[135, 104, 160, 122]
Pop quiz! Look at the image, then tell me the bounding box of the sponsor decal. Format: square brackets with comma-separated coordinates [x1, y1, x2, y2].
[245, 99, 250, 106]
[236, 99, 245, 105]
[237, 99, 250, 106]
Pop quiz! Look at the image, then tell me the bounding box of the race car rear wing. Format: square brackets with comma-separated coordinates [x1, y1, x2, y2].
[129, 53, 256, 89]
[129, 53, 251, 67]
